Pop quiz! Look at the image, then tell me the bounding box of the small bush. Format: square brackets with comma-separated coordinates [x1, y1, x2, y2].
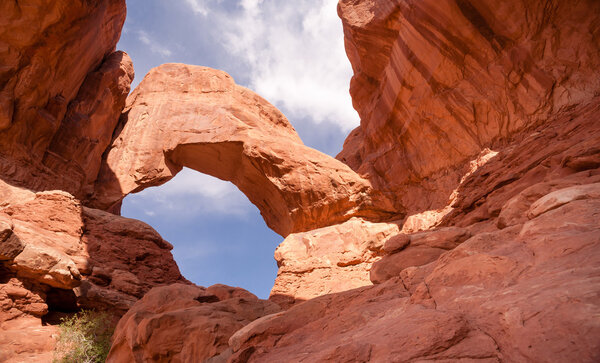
[53, 310, 115, 363]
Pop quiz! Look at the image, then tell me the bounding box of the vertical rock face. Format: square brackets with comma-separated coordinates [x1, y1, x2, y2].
[0, 0, 130, 196]
[1, 0, 599, 361]
[0, 2, 183, 361]
[216, 0, 600, 361]
[43, 51, 135, 198]
[337, 0, 600, 215]
[91, 64, 396, 236]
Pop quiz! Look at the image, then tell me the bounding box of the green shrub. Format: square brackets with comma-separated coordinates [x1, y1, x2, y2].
[53, 310, 115, 363]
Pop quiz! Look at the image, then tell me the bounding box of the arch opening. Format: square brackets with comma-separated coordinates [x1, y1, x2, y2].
[121, 167, 281, 299]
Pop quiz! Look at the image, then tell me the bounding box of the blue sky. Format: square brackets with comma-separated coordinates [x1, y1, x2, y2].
[117, 0, 358, 298]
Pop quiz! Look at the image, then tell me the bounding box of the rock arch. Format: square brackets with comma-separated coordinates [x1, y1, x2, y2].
[90, 64, 396, 236]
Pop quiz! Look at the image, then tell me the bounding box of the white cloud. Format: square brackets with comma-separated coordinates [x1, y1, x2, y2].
[220, 0, 359, 131]
[128, 168, 253, 217]
[136, 30, 173, 57]
[184, 0, 209, 16]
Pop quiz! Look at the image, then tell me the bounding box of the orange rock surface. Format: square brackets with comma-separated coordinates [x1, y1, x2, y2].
[108, 284, 280, 363]
[0, 0, 599, 361]
[228, 101, 600, 362]
[91, 64, 395, 236]
[0, 0, 130, 197]
[270, 217, 400, 307]
[337, 0, 600, 216]
[0, 185, 185, 316]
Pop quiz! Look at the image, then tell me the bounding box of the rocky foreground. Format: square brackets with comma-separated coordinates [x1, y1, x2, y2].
[0, 0, 599, 362]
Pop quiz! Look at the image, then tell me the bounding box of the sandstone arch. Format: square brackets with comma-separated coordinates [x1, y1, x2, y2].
[90, 64, 396, 236]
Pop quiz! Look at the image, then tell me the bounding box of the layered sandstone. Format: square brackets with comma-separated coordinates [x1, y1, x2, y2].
[227, 100, 600, 362]
[91, 64, 395, 236]
[337, 0, 600, 216]
[220, 0, 599, 360]
[0, 0, 130, 197]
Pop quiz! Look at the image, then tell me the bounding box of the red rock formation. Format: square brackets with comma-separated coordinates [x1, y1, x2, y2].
[270, 217, 400, 307]
[91, 64, 395, 236]
[0, 187, 185, 315]
[0, 0, 130, 197]
[0, 0, 599, 361]
[108, 283, 280, 362]
[370, 226, 470, 284]
[0, 184, 185, 361]
[337, 0, 600, 216]
[44, 51, 135, 197]
[228, 121, 600, 361]
[220, 1, 600, 361]
[0, 313, 57, 362]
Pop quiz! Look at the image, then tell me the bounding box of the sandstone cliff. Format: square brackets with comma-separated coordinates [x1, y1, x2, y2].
[0, 0, 599, 362]
[337, 0, 600, 218]
[0, 0, 132, 198]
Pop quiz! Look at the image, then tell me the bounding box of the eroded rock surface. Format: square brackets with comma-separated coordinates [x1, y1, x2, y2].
[337, 0, 600, 216]
[219, 1, 600, 360]
[1, 0, 599, 362]
[0, 182, 186, 361]
[228, 179, 600, 362]
[0, 0, 130, 197]
[91, 64, 396, 236]
[0, 186, 185, 316]
[108, 283, 281, 363]
[270, 217, 400, 307]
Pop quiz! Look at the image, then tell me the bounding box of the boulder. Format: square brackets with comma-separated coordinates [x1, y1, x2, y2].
[107, 283, 281, 363]
[270, 218, 399, 307]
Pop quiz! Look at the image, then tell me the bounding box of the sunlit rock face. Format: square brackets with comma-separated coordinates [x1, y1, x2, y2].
[337, 0, 600, 216]
[270, 217, 400, 308]
[0, 0, 599, 361]
[91, 63, 397, 236]
[222, 0, 600, 361]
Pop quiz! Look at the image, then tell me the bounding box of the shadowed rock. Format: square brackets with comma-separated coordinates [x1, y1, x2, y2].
[107, 283, 281, 363]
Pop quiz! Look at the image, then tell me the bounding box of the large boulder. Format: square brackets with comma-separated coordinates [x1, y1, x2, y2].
[107, 283, 281, 363]
[270, 217, 399, 307]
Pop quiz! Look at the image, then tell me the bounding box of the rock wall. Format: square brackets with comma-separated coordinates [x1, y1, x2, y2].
[227, 98, 600, 362]
[0, 0, 131, 198]
[0, 2, 182, 361]
[337, 0, 600, 216]
[0, 183, 186, 362]
[0, 0, 599, 362]
[217, 0, 600, 360]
